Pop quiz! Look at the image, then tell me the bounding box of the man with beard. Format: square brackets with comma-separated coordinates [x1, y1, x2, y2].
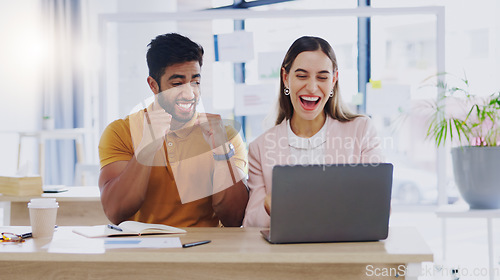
[98, 33, 248, 227]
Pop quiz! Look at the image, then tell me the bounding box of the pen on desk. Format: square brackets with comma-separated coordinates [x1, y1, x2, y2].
[107, 224, 123, 232]
[20, 232, 33, 239]
[182, 240, 211, 248]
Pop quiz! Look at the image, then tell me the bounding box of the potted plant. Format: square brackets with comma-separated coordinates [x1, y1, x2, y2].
[423, 73, 500, 209]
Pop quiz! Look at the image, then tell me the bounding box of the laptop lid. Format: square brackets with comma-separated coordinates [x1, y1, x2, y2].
[265, 163, 393, 244]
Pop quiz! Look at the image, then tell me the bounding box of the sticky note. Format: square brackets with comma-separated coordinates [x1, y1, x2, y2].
[369, 79, 382, 89]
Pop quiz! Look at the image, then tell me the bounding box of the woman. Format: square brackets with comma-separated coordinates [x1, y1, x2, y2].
[243, 36, 384, 227]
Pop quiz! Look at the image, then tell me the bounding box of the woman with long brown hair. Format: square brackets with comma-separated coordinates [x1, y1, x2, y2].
[243, 36, 384, 227]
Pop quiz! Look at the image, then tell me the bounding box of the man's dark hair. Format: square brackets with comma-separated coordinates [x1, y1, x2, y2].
[146, 33, 204, 84]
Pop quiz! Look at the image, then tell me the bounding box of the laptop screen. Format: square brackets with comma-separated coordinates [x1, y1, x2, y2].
[266, 163, 393, 244]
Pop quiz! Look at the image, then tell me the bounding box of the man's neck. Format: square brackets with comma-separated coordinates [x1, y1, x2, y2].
[170, 119, 187, 131]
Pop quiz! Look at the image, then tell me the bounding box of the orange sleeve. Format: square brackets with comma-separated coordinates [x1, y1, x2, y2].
[98, 118, 135, 169]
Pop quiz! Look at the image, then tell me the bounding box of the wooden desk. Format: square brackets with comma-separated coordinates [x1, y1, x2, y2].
[0, 186, 109, 226]
[0, 226, 432, 280]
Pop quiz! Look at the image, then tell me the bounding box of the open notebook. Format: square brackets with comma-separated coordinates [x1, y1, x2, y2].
[73, 221, 186, 238]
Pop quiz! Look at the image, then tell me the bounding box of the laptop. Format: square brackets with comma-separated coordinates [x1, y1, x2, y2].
[261, 163, 393, 244]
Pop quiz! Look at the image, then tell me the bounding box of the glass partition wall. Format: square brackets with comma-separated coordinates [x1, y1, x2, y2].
[99, 7, 446, 207]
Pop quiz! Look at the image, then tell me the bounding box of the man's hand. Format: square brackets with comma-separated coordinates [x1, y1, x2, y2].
[99, 102, 172, 224]
[196, 113, 228, 155]
[194, 113, 248, 226]
[134, 105, 172, 165]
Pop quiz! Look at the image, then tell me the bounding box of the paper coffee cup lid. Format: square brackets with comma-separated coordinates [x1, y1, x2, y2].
[28, 198, 59, 208]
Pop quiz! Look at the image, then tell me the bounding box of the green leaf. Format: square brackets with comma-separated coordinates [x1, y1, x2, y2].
[417, 72, 500, 147]
[453, 119, 465, 143]
[449, 119, 453, 141]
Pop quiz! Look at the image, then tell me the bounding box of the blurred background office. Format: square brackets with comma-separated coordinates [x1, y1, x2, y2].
[1, 0, 499, 206]
[2, 1, 500, 278]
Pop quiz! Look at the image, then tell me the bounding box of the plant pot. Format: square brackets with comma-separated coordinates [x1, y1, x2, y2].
[451, 146, 500, 209]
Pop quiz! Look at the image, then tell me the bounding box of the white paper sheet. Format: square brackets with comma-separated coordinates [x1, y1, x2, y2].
[47, 237, 105, 254]
[103, 237, 182, 249]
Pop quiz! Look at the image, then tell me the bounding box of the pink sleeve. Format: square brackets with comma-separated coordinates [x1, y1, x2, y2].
[360, 117, 385, 163]
[242, 140, 271, 227]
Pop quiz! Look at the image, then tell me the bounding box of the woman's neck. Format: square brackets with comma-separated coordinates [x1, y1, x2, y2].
[290, 113, 326, 138]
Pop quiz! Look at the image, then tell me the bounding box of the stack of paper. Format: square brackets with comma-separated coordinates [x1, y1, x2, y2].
[0, 175, 43, 196]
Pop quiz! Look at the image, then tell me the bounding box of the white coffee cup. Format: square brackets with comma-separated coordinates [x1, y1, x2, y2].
[27, 198, 59, 238]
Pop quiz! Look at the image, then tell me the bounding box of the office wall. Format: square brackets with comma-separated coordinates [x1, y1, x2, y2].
[115, 0, 178, 119]
[373, 0, 500, 95]
[2, 0, 499, 190]
[97, 0, 214, 127]
[0, 0, 43, 175]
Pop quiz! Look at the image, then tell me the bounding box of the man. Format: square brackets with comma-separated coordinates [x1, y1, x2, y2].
[98, 33, 248, 227]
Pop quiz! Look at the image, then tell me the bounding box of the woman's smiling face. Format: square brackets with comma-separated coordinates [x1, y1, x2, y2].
[282, 50, 337, 122]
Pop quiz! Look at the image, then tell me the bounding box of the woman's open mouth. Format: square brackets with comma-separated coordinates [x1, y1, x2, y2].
[299, 95, 321, 111]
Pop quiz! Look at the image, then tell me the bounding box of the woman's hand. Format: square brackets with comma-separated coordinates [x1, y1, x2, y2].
[264, 193, 272, 215]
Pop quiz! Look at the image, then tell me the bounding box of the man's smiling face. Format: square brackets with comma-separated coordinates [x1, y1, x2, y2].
[156, 61, 201, 127]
